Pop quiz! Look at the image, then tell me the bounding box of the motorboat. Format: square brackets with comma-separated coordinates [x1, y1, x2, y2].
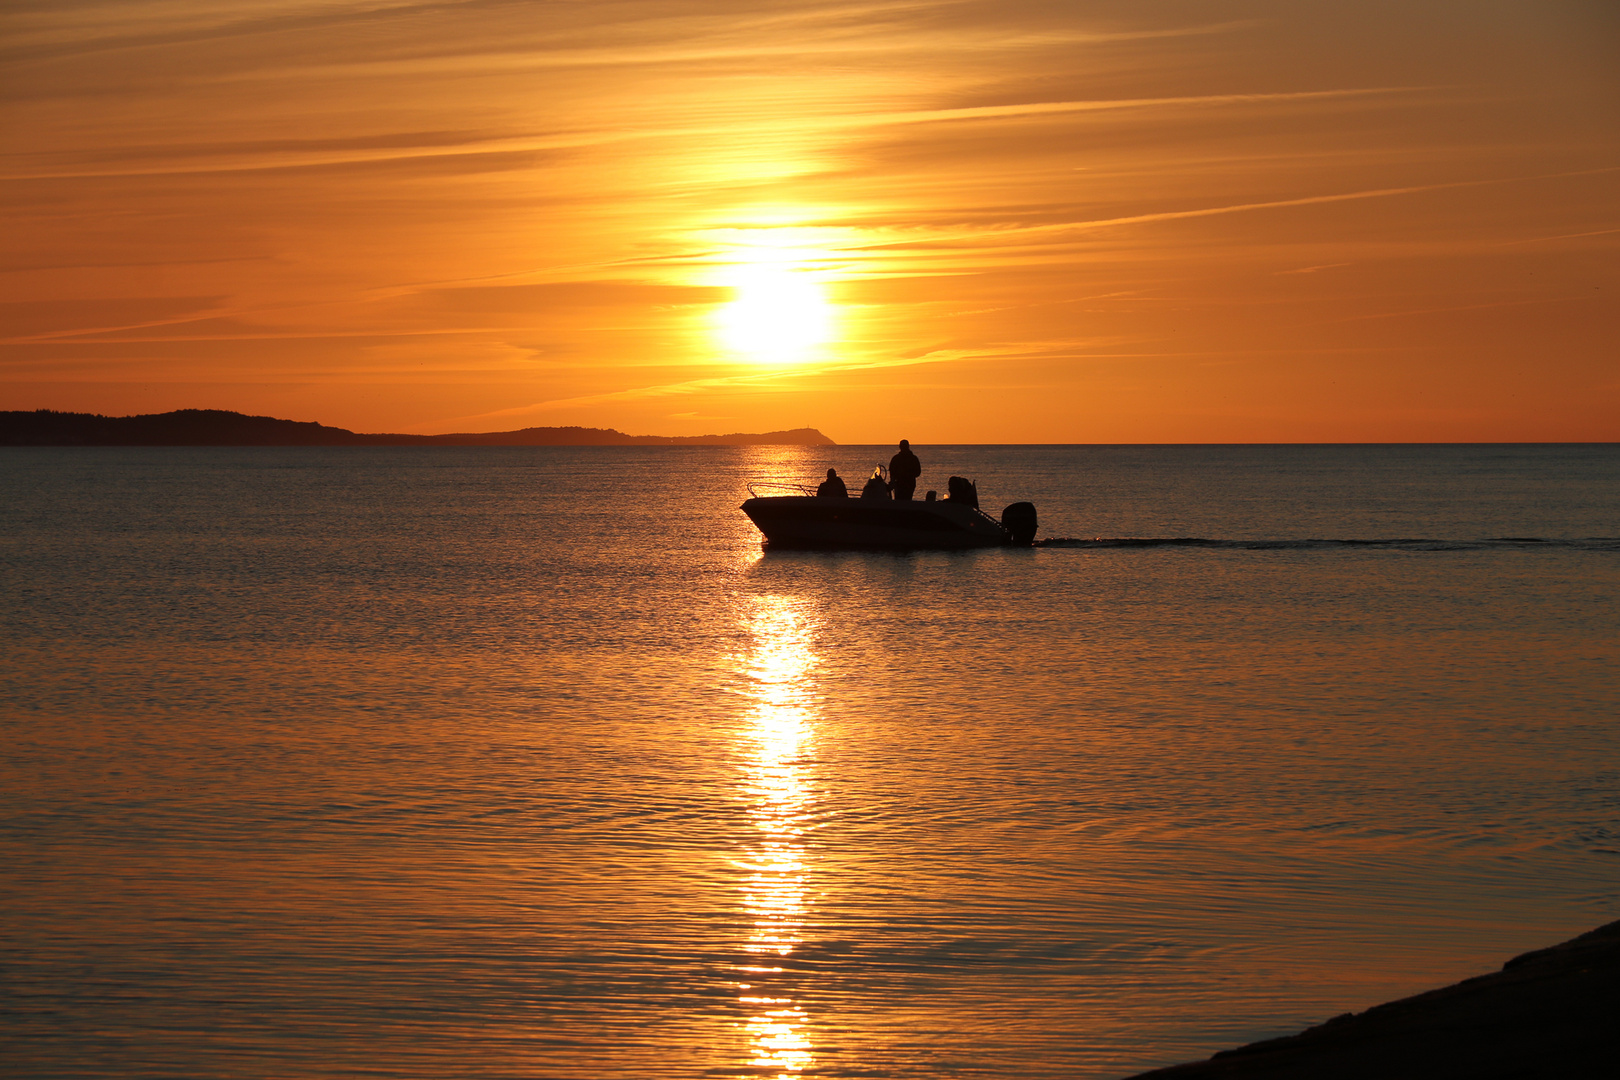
[741, 471, 1038, 550]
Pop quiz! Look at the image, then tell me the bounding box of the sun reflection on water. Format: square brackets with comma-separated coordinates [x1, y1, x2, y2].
[735, 595, 819, 1076]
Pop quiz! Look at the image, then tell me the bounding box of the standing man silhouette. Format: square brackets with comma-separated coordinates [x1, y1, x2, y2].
[889, 439, 921, 501]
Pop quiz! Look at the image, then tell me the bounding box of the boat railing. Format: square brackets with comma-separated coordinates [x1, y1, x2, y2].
[748, 463, 893, 498]
[747, 479, 818, 498]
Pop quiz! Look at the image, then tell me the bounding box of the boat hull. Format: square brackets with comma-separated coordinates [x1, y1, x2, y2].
[741, 495, 1009, 550]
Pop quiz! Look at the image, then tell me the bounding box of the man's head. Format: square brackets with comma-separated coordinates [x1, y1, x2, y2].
[899, 439, 910, 449]
[826, 468, 837, 478]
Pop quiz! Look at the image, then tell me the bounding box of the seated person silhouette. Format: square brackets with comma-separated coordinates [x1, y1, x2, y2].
[945, 475, 979, 508]
[816, 468, 847, 498]
[860, 469, 891, 501]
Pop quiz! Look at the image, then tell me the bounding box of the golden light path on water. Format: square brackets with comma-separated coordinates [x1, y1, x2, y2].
[735, 595, 820, 1076]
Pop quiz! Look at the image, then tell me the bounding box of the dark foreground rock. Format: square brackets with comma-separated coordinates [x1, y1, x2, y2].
[1128, 919, 1620, 1079]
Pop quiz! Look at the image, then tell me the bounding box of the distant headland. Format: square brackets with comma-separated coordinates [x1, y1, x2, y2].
[0, 409, 835, 447]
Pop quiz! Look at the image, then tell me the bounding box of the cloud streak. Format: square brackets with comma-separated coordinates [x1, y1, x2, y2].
[4, 88, 1421, 181]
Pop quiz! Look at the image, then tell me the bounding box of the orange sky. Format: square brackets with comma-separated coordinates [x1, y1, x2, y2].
[3, 0, 1617, 442]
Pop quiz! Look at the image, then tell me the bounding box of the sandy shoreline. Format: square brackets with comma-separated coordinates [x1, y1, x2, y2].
[1126, 919, 1620, 1079]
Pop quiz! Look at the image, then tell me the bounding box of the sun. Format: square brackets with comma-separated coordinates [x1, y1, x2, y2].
[717, 260, 834, 365]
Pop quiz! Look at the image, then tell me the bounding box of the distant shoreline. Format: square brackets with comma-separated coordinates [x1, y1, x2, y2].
[1126, 919, 1620, 1079]
[5, 412, 1615, 448]
[0, 409, 835, 447]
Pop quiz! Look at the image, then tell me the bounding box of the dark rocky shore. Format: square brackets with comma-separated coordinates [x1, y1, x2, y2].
[1128, 919, 1620, 1079]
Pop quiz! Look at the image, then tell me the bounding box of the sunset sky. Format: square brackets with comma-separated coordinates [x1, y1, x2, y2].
[3, 0, 1616, 442]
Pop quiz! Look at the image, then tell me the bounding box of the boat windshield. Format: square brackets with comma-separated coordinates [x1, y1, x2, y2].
[746, 479, 818, 498]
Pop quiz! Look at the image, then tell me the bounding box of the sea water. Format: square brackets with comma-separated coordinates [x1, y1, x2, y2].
[2, 444, 1617, 1079]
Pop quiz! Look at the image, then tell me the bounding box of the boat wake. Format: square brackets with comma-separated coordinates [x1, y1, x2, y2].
[1034, 536, 1620, 551]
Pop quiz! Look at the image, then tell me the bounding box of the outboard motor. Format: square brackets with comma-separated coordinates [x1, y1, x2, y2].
[1000, 502, 1038, 546]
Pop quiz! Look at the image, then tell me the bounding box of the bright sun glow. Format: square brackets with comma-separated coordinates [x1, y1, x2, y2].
[717, 256, 834, 365]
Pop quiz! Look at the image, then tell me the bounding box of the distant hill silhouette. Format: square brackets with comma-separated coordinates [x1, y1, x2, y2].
[0, 409, 835, 447]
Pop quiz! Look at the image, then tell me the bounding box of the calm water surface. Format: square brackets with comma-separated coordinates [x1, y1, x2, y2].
[2, 445, 1617, 1078]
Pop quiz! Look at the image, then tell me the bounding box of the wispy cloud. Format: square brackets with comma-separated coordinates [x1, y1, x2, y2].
[422, 341, 1072, 430]
[1498, 226, 1620, 246]
[4, 87, 1421, 181]
[1276, 263, 1353, 275]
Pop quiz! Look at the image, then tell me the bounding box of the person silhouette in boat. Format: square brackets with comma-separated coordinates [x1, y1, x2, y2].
[816, 468, 848, 498]
[860, 467, 890, 500]
[888, 439, 921, 501]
